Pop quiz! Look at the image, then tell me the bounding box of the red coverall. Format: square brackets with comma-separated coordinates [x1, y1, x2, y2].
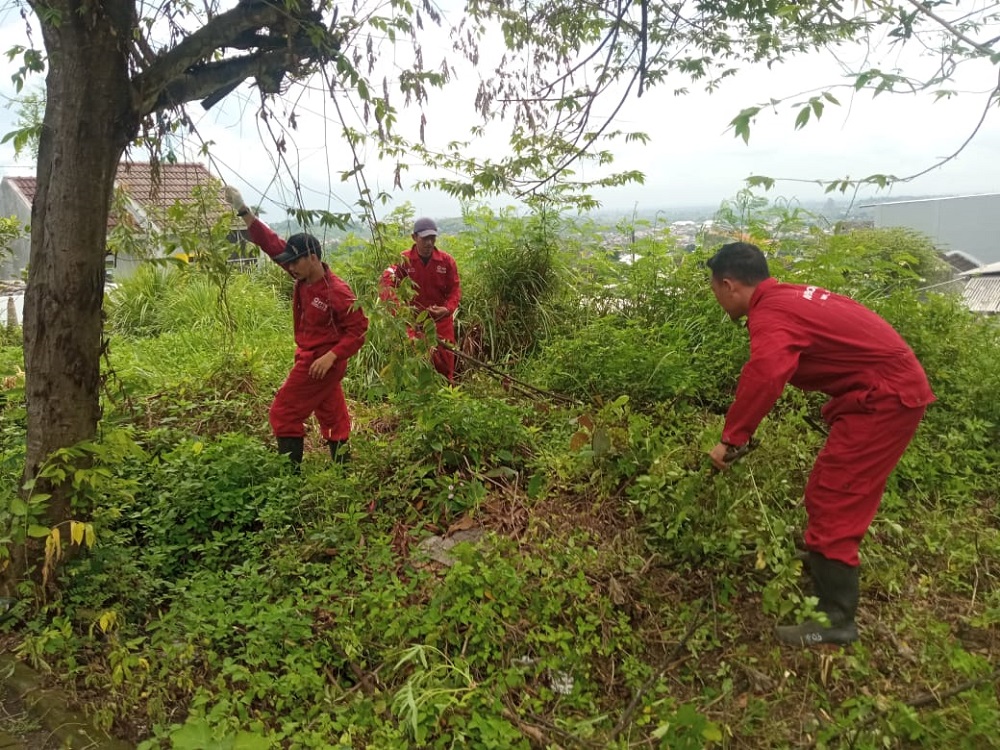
[721, 278, 935, 566]
[249, 221, 368, 442]
[380, 246, 462, 380]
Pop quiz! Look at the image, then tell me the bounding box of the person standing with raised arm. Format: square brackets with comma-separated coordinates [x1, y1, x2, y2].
[225, 185, 368, 467]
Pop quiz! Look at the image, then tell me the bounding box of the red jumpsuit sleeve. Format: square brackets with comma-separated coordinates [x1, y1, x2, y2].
[247, 220, 289, 265]
[328, 281, 369, 360]
[379, 262, 405, 306]
[443, 256, 461, 313]
[721, 317, 806, 446]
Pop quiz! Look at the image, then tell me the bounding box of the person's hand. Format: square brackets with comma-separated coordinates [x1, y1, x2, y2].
[709, 440, 758, 471]
[428, 305, 450, 321]
[224, 185, 247, 212]
[709, 442, 732, 471]
[309, 351, 337, 379]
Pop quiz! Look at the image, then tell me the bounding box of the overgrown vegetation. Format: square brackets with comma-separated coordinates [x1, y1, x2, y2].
[1, 204, 997, 748]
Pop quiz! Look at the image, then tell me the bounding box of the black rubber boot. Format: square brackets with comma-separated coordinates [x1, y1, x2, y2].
[327, 440, 349, 464]
[775, 551, 860, 646]
[277, 436, 304, 470]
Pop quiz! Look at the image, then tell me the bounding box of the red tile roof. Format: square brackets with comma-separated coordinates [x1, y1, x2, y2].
[4, 163, 231, 229]
[116, 162, 225, 219]
[6, 176, 37, 204]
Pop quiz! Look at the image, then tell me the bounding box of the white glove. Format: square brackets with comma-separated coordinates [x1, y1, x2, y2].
[224, 185, 247, 213]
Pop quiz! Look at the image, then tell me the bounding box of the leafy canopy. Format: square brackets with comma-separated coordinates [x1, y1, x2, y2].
[7, 0, 999, 212]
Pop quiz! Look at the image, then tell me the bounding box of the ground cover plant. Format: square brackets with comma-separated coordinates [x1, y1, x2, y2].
[0, 209, 998, 748]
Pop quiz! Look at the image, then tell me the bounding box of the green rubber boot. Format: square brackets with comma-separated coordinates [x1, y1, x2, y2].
[775, 551, 859, 647]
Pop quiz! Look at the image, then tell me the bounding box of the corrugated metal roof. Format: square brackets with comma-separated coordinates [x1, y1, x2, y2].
[962, 277, 1000, 314]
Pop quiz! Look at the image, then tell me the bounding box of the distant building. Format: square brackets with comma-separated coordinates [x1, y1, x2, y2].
[941, 250, 981, 274]
[959, 261, 1000, 315]
[0, 177, 32, 279]
[0, 279, 25, 327]
[0, 162, 242, 280]
[862, 194, 1000, 266]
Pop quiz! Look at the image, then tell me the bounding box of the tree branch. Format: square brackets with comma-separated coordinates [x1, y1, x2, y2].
[132, 1, 336, 117]
[150, 49, 297, 112]
[904, 0, 998, 57]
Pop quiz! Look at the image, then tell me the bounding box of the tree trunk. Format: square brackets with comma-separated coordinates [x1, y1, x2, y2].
[3, 0, 137, 595]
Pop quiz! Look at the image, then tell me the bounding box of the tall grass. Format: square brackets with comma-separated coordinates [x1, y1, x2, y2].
[106, 265, 288, 338]
[449, 204, 577, 364]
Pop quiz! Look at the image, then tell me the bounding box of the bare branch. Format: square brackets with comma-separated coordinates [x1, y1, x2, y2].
[904, 0, 998, 57]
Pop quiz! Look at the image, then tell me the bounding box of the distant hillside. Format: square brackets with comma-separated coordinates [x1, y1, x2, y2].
[257, 193, 959, 240]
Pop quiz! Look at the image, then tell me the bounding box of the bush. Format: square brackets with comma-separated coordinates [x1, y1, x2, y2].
[125, 434, 301, 578]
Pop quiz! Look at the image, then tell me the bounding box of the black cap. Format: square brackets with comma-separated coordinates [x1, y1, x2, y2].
[273, 233, 322, 264]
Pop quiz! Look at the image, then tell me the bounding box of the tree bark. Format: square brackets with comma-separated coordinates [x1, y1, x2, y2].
[4, 0, 137, 594]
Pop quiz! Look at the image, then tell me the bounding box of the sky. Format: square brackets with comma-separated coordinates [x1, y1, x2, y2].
[0, 2, 998, 223]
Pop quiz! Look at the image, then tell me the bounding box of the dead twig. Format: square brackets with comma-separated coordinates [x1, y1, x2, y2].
[506, 705, 605, 749]
[818, 663, 1000, 749]
[443, 342, 579, 406]
[610, 602, 707, 741]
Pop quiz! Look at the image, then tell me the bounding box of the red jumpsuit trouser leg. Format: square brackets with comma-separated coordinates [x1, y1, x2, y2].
[431, 316, 456, 382]
[803, 390, 926, 567]
[269, 354, 351, 442]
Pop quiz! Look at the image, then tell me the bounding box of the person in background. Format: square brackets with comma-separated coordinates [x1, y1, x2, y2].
[706, 241, 934, 647]
[380, 217, 461, 381]
[225, 186, 368, 467]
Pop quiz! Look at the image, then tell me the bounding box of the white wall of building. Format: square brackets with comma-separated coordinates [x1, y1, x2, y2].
[870, 194, 1000, 266]
[0, 180, 32, 280]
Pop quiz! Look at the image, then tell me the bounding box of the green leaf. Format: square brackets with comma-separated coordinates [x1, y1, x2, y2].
[9, 498, 27, 516]
[232, 732, 273, 750]
[169, 719, 217, 750]
[746, 175, 776, 190]
[526, 473, 545, 499]
[703, 722, 723, 741]
[592, 428, 611, 456]
[728, 106, 760, 144]
[794, 106, 811, 130]
[27, 525, 51, 538]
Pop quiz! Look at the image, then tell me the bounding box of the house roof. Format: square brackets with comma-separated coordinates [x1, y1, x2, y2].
[943, 251, 981, 274]
[3, 163, 232, 230]
[959, 261, 1000, 277]
[116, 162, 226, 221]
[6, 176, 37, 204]
[859, 193, 1000, 209]
[962, 277, 1000, 314]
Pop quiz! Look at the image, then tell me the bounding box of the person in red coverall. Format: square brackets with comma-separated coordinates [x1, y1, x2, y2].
[706, 242, 934, 647]
[225, 186, 368, 467]
[380, 217, 461, 381]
